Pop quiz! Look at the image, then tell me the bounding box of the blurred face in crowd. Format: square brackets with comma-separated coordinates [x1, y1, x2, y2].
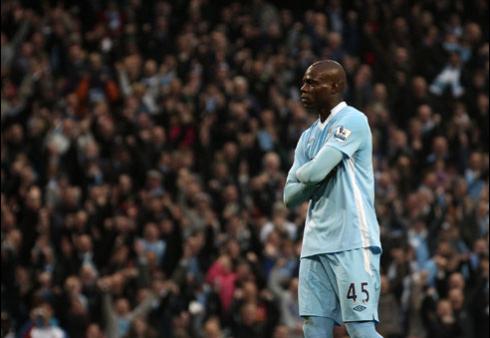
[144, 223, 159, 242]
[436, 299, 453, 319]
[111, 273, 125, 294]
[38, 272, 52, 288]
[242, 281, 258, 301]
[223, 184, 238, 203]
[31, 304, 53, 327]
[65, 276, 82, 295]
[448, 288, 465, 311]
[6, 229, 22, 250]
[469, 152, 483, 171]
[77, 235, 92, 253]
[80, 265, 98, 286]
[432, 136, 448, 156]
[111, 245, 129, 265]
[448, 272, 465, 290]
[372, 83, 387, 102]
[263, 152, 280, 175]
[240, 302, 258, 326]
[393, 129, 408, 149]
[473, 238, 488, 255]
[203, 317, 222, 338]
[236, 261, 252, 281]
[7, 124, 24, 144]
[390, 247, 406, 264]
[225, 239, 241, 259]
[412, 76, 428, 97]
[417, 104, 432, 123]
[63, 186, 82, 209]
[437, 241, 452, 257]
[115, 298, 130, 316]
[144, 59, 158, 77]
[218, 255, 232, 274]
[449, 52, 462, 67]
[118, 174, 132, 194]
[26, 186, 42, 211]
[86, 324, 105, 338]
[273, 325, 289, 338]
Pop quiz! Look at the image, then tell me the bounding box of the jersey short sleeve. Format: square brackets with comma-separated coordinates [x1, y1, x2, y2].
[324, 112, 368, 158]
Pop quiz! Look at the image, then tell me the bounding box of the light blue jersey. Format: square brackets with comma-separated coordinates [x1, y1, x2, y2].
[285, 102, 381, 258]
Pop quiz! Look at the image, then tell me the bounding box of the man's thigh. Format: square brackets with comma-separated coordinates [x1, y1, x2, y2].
[298, 255, 342, 324]
[325, 247, 381, 323]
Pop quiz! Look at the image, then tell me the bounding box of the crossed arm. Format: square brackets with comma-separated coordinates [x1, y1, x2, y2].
[295, 145, 343, 184]
[283, 144, 343, 208]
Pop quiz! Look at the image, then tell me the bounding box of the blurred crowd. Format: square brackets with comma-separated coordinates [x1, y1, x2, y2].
[1, 0, 489, 338]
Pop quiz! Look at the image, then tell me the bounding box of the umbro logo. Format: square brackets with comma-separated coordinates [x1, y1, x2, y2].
[353, 305, 367, 312]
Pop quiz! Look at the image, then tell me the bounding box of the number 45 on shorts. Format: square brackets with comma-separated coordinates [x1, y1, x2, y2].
[346, 282, 370, 303]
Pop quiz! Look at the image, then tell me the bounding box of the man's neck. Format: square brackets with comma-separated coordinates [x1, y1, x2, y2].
[319, 110, 330, 123]
[319, 99, 342, 122]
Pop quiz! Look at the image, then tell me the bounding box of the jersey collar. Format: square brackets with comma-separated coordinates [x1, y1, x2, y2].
[318, 101, 347, 130]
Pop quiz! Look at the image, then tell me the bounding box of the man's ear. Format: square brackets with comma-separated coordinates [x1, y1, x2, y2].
[330, 81, 340, 94]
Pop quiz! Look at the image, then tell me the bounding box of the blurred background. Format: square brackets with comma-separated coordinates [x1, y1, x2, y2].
[1, 0, 488, 338]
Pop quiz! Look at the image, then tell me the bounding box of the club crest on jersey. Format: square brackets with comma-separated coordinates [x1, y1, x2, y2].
[333, 126, 351, 142]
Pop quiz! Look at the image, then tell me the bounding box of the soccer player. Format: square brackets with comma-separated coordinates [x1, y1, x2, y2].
[284, 60, 383, 338]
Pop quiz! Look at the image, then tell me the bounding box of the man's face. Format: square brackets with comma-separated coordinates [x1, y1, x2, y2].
[300, 66, 330, 111]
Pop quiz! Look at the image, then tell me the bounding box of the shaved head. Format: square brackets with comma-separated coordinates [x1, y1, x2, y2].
[300, 59, 347, 118]
[309, 60, 347, 92]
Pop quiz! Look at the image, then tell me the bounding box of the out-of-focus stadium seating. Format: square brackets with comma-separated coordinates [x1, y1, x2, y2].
[1, 1, 488, 337]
